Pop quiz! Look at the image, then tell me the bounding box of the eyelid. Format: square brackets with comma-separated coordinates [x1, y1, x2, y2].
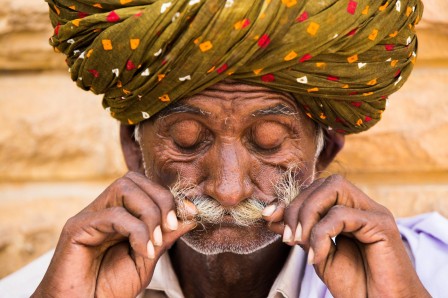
[247, 132, 281, 155]
[172, 129, 212, 154]
[252, 143, 282, 154]
[173, 138, 211, 155]
[247, 119, 302, 155]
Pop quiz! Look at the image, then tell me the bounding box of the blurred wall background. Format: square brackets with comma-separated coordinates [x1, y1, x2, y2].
[0, 0, 447, 278]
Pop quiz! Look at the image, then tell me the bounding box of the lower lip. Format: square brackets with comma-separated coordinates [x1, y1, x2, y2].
[200, 216, 262, 228]
[202, 215, 237, 226]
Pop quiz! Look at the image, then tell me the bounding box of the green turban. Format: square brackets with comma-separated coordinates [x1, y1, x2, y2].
[46, 0, 423, 134]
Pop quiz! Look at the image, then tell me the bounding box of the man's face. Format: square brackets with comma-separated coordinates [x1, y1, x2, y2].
[137, 81, 320, 254]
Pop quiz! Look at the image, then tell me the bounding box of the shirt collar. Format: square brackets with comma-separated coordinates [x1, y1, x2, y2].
[267, 245, 307, 298]
[146, 252, 184, 298]
[147, 245, 307, 298]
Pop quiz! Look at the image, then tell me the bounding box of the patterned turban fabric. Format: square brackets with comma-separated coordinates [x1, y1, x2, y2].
[46, 0, 423, 134]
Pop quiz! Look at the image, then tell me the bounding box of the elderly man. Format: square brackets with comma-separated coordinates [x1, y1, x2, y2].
[1, 0, 448, 297]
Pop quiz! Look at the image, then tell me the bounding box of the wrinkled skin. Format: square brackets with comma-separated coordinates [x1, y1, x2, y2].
[32, 82, 429, 298]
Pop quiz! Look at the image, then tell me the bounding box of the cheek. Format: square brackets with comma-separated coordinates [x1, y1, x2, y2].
[252, 140, 317, 192]
[250, 163, 283, 197]
[139, 123, 199, 182]
[252, 158, 315, 197]
[147, 143, 206, 186]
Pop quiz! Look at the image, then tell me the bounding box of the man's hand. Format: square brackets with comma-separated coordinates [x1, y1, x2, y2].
[32, 171, 196, 298]
[264, 174, 430, 298]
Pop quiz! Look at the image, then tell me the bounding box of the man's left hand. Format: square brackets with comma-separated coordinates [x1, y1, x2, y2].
[264, 174, 430, 298]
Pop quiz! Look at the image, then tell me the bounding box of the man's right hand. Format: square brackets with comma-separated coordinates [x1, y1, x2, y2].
[32, 171, 196, 298]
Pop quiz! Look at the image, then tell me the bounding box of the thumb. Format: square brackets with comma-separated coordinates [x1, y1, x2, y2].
[157, 221, 197, 254]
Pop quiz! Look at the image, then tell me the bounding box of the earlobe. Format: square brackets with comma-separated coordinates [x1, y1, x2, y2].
[120, 124, 145, 174]
[316, 129, 345, 172]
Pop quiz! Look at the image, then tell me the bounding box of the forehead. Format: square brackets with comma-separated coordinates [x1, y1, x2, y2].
[157, 81, 308, 120]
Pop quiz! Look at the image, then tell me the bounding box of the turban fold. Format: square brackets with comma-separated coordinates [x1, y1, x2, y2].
[46, 0, 423, 134]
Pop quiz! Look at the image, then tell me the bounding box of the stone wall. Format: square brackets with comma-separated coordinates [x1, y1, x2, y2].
[0, 0, 447, 278]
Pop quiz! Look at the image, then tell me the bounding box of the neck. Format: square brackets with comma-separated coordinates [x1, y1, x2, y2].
[169, 238, 291, 298]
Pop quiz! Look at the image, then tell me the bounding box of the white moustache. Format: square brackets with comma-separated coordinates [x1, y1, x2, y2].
[171, 167, 305, 227]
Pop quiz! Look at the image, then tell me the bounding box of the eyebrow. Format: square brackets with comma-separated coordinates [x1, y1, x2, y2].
[156, 103, 210, 119]
[156, 102, 298, 120]
[251, 103, 299, 118]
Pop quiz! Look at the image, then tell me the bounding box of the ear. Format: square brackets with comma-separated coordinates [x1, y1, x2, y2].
[316, 129, 345, 172]
[120, 124, 145, 174]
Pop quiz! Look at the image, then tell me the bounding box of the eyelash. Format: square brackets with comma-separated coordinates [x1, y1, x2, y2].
[174, 141, 204, 153]
[249, 140, 282, 154]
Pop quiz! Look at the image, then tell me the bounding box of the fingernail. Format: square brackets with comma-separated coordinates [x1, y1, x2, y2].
[166, 210, 178, 231]
[262, 204, 277, 217]
[147, 240, 155, 259]
[282, 225, 293, 242]
[153, 226, 163, 246]
[294, 222, 302, 242]
[183, 200, 198, 216]
[308, 247, 315, 265]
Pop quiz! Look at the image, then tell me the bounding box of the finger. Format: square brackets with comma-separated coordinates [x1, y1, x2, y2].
[97, 242, 156, 297]
[298, 174, 383, 247]
[311, 235, 362, 287]
[155, 221, 197, 256]
[266, 222, 305, 248]
[262, 202, 286, 223]
[100, 176, 164, 246]
[124, 172, 179, 232]
[69, 207, 151, 258]
[266, 221, 285, 235]
[308, 205, 396, 265]
[281, 178, 327, 244]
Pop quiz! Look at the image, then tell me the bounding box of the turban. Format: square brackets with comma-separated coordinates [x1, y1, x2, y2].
[46, 0, 423, 134]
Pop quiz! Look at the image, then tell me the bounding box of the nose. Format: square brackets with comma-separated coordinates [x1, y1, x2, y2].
[203, 140, 253, 207]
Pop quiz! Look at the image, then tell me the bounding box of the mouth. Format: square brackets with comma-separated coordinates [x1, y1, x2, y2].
[196, 213, 265, 229]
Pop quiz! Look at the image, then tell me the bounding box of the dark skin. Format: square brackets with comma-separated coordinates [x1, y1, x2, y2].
[33, 82, 430, 298]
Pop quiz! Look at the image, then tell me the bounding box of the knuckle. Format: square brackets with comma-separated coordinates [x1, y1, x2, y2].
[328, 204, 345, 215]
[62, 215, 79, 234]
[124, 171, 142, 180]
[64, 215, 78, 228]
[311, 177, 326, 186]
[288, 195, 303, 209]
[61, 213, 90, 239]
[157, 192, 176, 210]
[133, 221, 150, 236]
[309, 226, 321, 244]
[141, 207, 162, 224]
[327, 174, 345, 186]
[124, 171, 135, 178]
[123, 171, 137, 179]
[284, 203, 296, 216]
[111, 177, 133, 193]
[378, 210, 396, 227]
[378, 204, 394, 217]
[107, 207, 150, 235]
[107, 206, 128, 219]
[298, 201, 309, 219]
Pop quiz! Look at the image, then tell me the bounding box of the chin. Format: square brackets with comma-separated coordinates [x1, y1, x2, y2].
[179, 222, 281, 255]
